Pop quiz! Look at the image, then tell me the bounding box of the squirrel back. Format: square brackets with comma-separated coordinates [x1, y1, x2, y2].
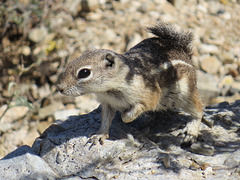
[123, 22, 195, 89]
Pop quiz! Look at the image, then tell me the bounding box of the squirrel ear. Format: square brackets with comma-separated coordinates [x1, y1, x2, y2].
[104, 53, 115, 68]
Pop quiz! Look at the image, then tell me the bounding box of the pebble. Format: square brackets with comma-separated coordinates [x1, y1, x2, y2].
[198, 44, 220, 55]
[54, 109, 80, 120]
[50, 12, 73, 29]
[75, 95, 99, 114]
[222, 52, 235, 64]
[200, 55, 221, 74]
[224, 150, 240, 168]
[218, 75, 234, 88]
[63, 0, 81, 16]
[29, 26, 48, 43]
[103, 29, 118, 43]
[126, 33, 143, 50]
[38, 102, 64, 120]
[81, 0, 99, 12]
[0, 105, 29, 132]
[20, 46, 31, 56]
[190, 143, 215, 156]
[197, 70, 220, 103]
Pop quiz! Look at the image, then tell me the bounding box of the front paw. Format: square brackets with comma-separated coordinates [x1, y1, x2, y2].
[85, 132, 109, 149]
[178, 121, 200, 147]
[121, 111, 136, 123]
[178, 129, 197, 147]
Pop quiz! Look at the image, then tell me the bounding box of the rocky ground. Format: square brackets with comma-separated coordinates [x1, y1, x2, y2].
[0, 101, 240, 179]
[0, 0, 240, 162]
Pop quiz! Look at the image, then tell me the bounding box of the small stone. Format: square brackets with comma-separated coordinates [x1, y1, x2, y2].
[189, 161, 201, 170]
[231, 81, 240, 92]
[2, 37, 11, 48]
[190, 142, 215, 156]
[224, 150, 240, 168]
[0, 105, 29, 132]
[126, 33, 143, 51]
[75, 95, 99, 114]
[50, 12, 73, 29]
[38, 102, 64, 120]
[103, 29, 118, 43]
[37, 121, 52, 134]
[199, 44, 219, 55]
[200, 163, 211, 170]
[54, 109, 80, 120]
[167, 0, 185, 9]
[218, 75, 234, 88]
[222, 52, 235, 64]
[21, 46, 31, 56]
[200, 55, 221, 74]
[162, 156, 171, 168]
[197, 70, 220, 103]
[81, 0, 99, 12]
[29, 26, 48, 43]
[64, 0, 81, 16]
[0, 146, 57, 179]
[202, 166, 213, 178]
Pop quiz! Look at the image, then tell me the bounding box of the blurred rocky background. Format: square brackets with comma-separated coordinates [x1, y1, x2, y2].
[0, 0, 239, 158]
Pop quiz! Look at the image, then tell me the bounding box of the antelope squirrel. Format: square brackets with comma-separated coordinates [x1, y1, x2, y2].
[57, 22, 203, 146]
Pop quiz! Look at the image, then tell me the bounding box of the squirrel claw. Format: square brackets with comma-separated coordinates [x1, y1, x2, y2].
[85, 133, 109, 149]
[177, 126, 198, 147]
[177, 118, 201, 147]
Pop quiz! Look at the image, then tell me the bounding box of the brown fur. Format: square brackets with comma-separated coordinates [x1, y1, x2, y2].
[57, 22, 203, 146]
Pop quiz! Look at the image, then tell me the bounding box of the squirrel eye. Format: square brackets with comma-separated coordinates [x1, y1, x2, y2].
[77, 68, 91, 79]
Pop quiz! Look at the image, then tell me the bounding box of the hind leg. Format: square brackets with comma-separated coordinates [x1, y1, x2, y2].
[178, 90, 203, 146]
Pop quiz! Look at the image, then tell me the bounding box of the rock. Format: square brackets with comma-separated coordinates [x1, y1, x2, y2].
[0, 145, 57, 179]
[31, 108, 196, 179]
[38, 101, 64, 119]
[54, 109, 80, 120]
[1, 100, 240, 179]
[2, 0, 240, 179]
[20, 46, 31, 56]
[1, 37, 11, 48]
[197, 70, 220, 104]
[211, 94, 240, 104]
[75, 95, 99, 114]
[29, 26, 48, 43]
[231, 81, 240, 93]
[64, 0, 82, 16]
[103, 29, 118, 43]
[167, 0, 185, 9]
[218, 75, 234, 88]
[190, 142, 215, 156]
[37, 121, 52, 134]
[126, 33, 143, 51]
[81, 0, 99, 12]
[50, 12, 73, 30]
[0, 105, 29, 132]
[198, 44, 220, 55]
[0, 125, 39, 157]
[200, 55, 222, 74]
[224, 149, 240, 168]
[223, 63, 239, 77]
[222, 51, 235, 64]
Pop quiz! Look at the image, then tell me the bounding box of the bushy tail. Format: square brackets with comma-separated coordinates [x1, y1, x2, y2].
[147, 22, 193, 54]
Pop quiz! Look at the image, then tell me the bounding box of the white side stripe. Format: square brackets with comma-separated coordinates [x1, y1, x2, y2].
[161, 59, 193, 70]
[149, 59, 193, 75]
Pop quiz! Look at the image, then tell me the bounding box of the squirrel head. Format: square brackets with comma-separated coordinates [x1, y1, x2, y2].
[57, 49, 127, 96]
